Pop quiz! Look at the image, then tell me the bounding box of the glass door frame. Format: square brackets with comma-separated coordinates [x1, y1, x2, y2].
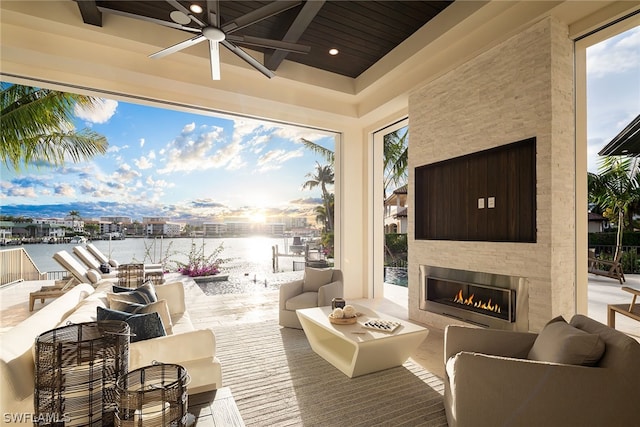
[370, 117, 409, 299]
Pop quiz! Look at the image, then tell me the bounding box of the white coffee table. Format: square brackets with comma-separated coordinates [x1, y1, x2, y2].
[296, 305, 429, 378]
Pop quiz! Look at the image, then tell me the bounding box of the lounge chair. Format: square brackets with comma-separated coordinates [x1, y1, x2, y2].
[52, 250, 117, 286]
[588, 250, 625, 284]
[73, 245, 116, 273]
[86, 243, 162, 270]
[29, 277, 79, 311]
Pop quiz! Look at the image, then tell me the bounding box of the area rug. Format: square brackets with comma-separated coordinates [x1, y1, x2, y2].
[214, 320, 448, 426]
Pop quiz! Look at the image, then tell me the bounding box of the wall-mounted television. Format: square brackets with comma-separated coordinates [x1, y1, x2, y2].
[414, 137, 536, 242]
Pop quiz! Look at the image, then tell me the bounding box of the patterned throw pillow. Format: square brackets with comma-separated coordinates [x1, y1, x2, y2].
[109, 299, 173, 335]
[96, 306, 166, 342]
[110, 281, 158, 304]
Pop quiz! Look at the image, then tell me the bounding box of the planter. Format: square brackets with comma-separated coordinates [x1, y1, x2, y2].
[192, 274, 229, 283]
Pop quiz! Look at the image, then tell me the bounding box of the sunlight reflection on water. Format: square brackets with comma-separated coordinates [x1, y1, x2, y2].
[23, 236, 307, 295]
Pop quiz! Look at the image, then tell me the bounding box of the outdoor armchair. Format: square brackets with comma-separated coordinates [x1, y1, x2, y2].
[443, 314, 640, 427]
[279, 267, 343, 329]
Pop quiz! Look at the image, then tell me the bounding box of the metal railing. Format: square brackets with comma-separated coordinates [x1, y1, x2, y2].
[589, 245, 640, 274]
[0, 247, 47, 286]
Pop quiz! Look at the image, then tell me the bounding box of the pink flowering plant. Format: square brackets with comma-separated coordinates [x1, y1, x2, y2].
[176, 240, 229, 278]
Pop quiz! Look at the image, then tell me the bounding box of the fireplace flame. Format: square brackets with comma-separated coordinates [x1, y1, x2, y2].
[453, 290, 501, 313]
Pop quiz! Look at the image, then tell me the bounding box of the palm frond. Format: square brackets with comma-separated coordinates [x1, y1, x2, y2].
[1, 84, 109, 170]
[300, 138, 334, 163]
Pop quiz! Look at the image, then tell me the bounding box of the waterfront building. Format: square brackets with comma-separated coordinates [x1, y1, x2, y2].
[100, 216, 133, 225]
[145, 221, 183, 237]
[34, 217, 85, 234]
[203, 222, 227, 237]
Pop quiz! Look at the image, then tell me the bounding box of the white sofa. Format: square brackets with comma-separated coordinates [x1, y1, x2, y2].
[0, 280, 222, 426]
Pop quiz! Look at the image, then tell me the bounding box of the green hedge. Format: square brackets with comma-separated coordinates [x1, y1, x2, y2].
[385, 233, 407, 267]
[588, 231, 640, 246]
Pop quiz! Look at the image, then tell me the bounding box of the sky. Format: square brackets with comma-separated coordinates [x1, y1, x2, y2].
[1, 97, 336, 223]
[1, 26, 638, 223]
[586, 26, 640, 172]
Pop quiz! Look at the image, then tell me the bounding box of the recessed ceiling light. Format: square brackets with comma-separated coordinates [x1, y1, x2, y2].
[329, 48, 339, 56]
[190, 4, 203, 14]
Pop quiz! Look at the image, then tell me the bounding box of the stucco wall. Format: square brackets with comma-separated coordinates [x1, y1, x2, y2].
[407, 17, 575, 332]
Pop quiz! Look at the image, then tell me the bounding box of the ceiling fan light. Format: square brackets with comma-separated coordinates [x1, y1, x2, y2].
[169, 10, 191, 25]
[329, 48, 339, 56]
[189, 4, 203, 14]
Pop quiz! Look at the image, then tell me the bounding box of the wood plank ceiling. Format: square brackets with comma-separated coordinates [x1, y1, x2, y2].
[75, 1, 454, 78]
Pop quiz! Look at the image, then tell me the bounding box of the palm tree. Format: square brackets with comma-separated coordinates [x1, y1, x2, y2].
[383, 128, 408, 198]
[302, 162, 335, 232]
[1, 83, 108, 170]
[588, 156, 640, 260]
[314, 205, 327, 230]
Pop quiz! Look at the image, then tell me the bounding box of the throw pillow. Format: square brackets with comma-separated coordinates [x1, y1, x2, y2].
[303, 267, 335, 293]
[96, 306, 166, 343]
[110, 281, 158, 304]
[528, 316, 605, 366]
[109, 299, 173, 335]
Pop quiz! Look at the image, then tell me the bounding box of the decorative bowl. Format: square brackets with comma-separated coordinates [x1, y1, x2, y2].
[328, 314, 358, 325]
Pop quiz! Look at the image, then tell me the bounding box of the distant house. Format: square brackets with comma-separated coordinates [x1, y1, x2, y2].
[588, 212, 609, 233]
[384, 184, 408, 234]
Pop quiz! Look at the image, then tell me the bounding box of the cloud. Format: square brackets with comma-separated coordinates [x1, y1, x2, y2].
[256, 148, 304, 172]
[10, 176, 49, 188]
[134, 156, 154, 170]
[112, 163, 141, 183]
[182, 122, 196, 134]
[191, 198, 227, 208]
[107, 144, 128, 153]
[5, 185, 38, 198]
[74, 98, 118, 124]
[232, 119, 267, 145]
[54, 183, 76, 197]
[158, 126, 233, 173]
[290, 197, 324, 205]
[140, 138, 145, 148]
[588, 27, 640, 78]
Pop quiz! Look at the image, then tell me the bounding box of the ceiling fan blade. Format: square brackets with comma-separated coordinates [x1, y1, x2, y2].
[222, 1, 301, 33]
[149, 34, 206, 59]
[209, 40, 221, 80]
[206, 0, 220, 28]
[97, 6, 200, 33]
[165, 0, 207, 27]
[226, 35, 310, 54]
[221, 40, 275, 79]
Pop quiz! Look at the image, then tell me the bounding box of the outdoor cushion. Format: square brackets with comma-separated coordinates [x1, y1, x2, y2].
[97, 306, 165, 342]
[86, 269, 102, 284]
[528, 316, 605, 366]
[110, 281, 158, 304]
[302, 267, 334, 292]
[109, 298, 173, 335]
[285, 292, 318, 311]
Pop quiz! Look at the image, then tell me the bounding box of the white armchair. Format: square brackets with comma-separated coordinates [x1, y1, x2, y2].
[444, 314, 640, 427]
[279, 267, 343, 328]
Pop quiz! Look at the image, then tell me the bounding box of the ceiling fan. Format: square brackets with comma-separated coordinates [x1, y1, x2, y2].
[99, 0, 311, 80]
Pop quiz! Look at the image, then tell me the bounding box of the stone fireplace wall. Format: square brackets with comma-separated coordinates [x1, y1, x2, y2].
[407, 17, 575, 332]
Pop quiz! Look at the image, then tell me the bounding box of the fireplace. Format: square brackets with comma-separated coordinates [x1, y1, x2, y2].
[419, 265, 528, 331]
